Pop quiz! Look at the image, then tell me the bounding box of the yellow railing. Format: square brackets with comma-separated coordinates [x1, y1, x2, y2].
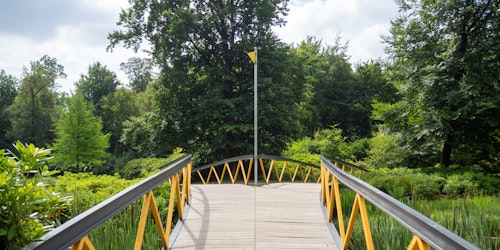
[320, 156, 478, 250]
[195, 155, 325, 184]
[25, 156, 192, 250]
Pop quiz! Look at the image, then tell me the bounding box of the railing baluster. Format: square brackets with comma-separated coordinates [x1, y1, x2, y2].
[321, 156, 479, 250]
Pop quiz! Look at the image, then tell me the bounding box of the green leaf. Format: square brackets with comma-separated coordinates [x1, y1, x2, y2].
[7, 226, 17, 240]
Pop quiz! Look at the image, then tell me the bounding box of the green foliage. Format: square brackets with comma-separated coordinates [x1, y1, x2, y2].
[120, 148, 186, 179]
[470, 173, 500, 195]
[0, 70, 18, 150]
[108, 0, 311, 164]
[120, 57, 156, 92]
[52, 90, 110, 172]
[366, 128, 408, 169]
[384, 0, 500, 168]
[99, 88, 141, 153]
[75, 62, 119, 107]
[6, 55, 65, 147]
[443, 174, 478, 198]
[0, 142, 71, 249]
[55, 172, 137, 213]
[363, 167, 445, 200]
[282, 126, 347, 162]
[341, 138, 370, 162]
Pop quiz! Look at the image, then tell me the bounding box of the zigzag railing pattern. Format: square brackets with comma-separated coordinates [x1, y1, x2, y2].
[194, 155, 338, 184]
[320, 156, 479, 250]
[24, 156, 192, 250]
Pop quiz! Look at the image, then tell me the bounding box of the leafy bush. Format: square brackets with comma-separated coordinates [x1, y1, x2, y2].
[55, 172, 138, 213]
[443, 174, 478, 197]
[366, 129, 407, 169]
[364, 168, 413, 199]
[341, 138, 370, 161]
[470, 173, 500, 195]
[282, 126, 347, 162]
[120, 148, 185, 179]
[0, 142, 71, 249]
[363, 167, 445, 199]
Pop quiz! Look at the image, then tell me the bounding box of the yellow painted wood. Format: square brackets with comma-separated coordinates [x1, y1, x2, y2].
[134, 192, 152, 249]
[333, 175, 346, 241]
[71, 236, 95, 250]
[258, 158, 267, 183]
[182, 164, 191, 205]
[292, 163, 301, 182]
[233, 160, 244, 183]
[265, 160, 275, 184]
[173, 174, 184, 220]
[342, 194, 374, 250]
[321, 166, 329, 202]
[197, 170, 207, 184]
[205, 167, 213, 183]
[407, 235, 430, 250]
[164, 175, 179, 247]
[147, 192, 169, 248]
[304, 167, 312, 182]
[358, 195, 374, 250]
[210, 166, 222, 184]
[343, 193, 360, 249]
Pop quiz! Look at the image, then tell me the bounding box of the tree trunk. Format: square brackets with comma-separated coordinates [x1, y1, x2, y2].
[440, 134, 453, 168]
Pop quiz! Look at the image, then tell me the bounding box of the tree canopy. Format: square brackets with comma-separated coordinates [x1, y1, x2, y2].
[6, 55, 65, 147]
[381, 0, 500, 169]
[108, 0, 306, 163]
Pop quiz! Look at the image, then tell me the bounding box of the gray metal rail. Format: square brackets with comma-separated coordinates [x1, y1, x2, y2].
[23, 155, 192, 250]
[321, 156, 479, 250]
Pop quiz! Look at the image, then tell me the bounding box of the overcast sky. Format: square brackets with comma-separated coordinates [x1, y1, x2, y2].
[0, 0, 398, 93]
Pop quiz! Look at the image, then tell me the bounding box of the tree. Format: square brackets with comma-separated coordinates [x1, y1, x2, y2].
[99, 88, 142, 153]
[108, 0, 309, 163]
[0, 70, 18, 149]
[120, 57, 155, 92]
[52, 90, 110, 172]
[6, 55, 65, 147]
[351, 61, 399, 138]
[75, 62, 120, 107]
[291, 37, 393, 139]
[384, 0, 500, 169]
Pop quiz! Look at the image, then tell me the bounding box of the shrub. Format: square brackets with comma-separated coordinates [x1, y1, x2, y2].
[366, 129, 407, 169]
[55, 172, 137, 213]
[443, 174, 478, 197]
[0, 142, 71, 249]
[120, 148, 185, 179]
[363, 167, 445, 200]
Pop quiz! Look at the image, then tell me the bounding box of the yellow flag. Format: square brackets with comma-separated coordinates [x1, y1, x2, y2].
[247, 51, 257, 64]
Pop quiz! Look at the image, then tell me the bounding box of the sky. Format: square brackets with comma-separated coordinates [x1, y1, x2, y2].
[0, 0, 399, 93]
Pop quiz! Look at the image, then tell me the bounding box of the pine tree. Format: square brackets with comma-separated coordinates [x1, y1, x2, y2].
[52, 90, 110, 172]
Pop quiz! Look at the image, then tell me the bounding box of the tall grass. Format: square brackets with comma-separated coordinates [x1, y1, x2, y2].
[332, 189, 499, 249]
[65, 182, 175, 249]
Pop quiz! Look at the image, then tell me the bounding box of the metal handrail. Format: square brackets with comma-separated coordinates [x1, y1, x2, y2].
[321, 156, 479, 250]
[23, 155, 192, 250]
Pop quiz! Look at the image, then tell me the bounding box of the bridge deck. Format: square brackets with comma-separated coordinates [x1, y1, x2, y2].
[169, 183, 339, 249]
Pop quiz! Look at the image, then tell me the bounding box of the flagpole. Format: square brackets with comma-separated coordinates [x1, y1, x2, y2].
[253, 47, 258, 185]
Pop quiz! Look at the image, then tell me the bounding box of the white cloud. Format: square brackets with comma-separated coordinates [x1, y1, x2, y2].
[275, 0, 398, 64]
[0, 0, 144, 93]
[0, 0, 399, 93]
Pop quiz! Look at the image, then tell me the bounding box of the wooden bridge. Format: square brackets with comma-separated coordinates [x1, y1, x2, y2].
[24, 155, 479, 250]
[170, 183, 337, 249]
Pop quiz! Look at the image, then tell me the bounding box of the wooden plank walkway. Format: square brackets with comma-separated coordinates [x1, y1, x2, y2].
[169, 183, 339, 249]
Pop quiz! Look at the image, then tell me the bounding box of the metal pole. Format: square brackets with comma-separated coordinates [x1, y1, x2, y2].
[253, 47, 258, 185]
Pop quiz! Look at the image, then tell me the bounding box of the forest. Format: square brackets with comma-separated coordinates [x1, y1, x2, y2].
[1, 0, 499, 249]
